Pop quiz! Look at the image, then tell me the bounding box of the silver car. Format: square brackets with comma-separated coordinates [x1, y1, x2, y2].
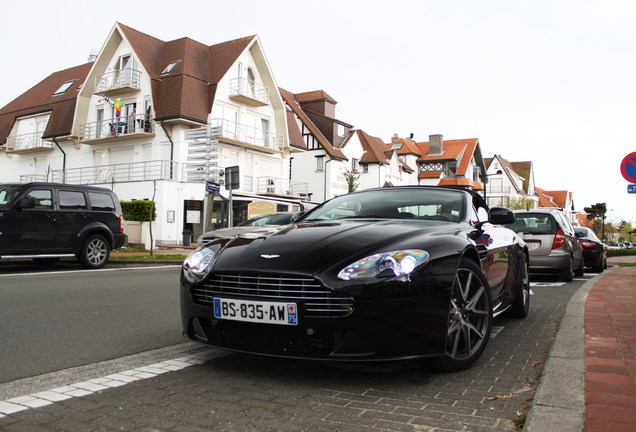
[197, 212, 302, 245]
[510, 209, 584, 282]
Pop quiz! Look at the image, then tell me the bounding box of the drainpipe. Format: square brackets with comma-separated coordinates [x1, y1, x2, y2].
[160, 122, 175, 180]
[324, 157, 333, 201]
[53, 138, 66, 182]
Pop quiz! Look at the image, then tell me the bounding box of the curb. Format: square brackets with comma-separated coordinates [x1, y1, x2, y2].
[523, 268, 612, 431]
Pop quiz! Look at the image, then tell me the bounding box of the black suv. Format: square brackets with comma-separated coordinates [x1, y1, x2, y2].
[0, 182, 126, 269]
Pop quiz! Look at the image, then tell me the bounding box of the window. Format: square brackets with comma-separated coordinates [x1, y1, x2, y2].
[247, 67, 256, 96]
[316, 155, 325, 171]
[59, 190, 87, 210]
[89, 192, 115, 211]
[26, 189, 53, 209]
[361, 163, 369, 173]
[53, 80, 76, 96]
[351, 158, 359, 172]
[445, 161, 457, 176]
[161, 60, 181, 75]
[337, 124, 345, 138]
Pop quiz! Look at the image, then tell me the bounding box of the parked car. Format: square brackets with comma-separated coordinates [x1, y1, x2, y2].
[574, 227, 607, 273]
[510, 209, 584, 282]
[0, 182, 126, 269]
[181, 186, 530, 371]
[197, 211, 303, 244]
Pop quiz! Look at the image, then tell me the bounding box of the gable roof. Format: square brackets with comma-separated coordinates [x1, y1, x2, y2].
[350, 130, 390, 164]
[415, 137, 484, 189]
[279, 87, 346, 159]
[0, 62, 92, 143]
[117, 22, 255, 123]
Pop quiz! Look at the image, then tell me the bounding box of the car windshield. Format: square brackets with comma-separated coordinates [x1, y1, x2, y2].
[302, 188, 465, 222]
[0, 185, 26, 208]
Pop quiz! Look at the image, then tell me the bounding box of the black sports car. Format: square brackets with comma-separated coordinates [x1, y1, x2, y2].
[180, 186, 529, 371]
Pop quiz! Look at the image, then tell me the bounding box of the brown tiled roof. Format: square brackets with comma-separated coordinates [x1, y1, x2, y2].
[354, 130, 390, 164]
[118, 22, 254, 123]
[416, 137, 484, 190]
[543, 190, 570, 209]
[0, 62, 92, 143]
[536, 187, 560, 208]
[386, 137, 422, 156]
[294, 90, 337, 105]
[279, 87, 346, 159]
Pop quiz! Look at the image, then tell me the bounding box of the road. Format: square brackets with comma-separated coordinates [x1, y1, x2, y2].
[0, 264, 184, 383]
[0, 262, 596, 431]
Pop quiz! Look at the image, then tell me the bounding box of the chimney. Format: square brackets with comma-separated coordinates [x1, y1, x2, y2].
[88, 49, 98, 63]
[391, 133, 399, 144]
[429, 134, 443, 154]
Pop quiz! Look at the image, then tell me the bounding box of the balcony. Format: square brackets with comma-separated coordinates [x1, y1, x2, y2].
[94, 68, 142, 96]
[5, 133, 54, 154]
[78, 113, 154, 144]
[229, 78, 270, 106]
[256, 177, 308, 198]
[210, 118, 283, 152]
[51, 160, 178, 185]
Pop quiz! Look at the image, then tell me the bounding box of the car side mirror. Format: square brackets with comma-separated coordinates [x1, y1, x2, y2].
[290, 212, 304, 223]
[488, 207, 515, 225]
[18, 197, 35, 209]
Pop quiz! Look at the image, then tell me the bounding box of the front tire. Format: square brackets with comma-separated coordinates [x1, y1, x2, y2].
[78, 234, 110, 269]
[434, 259, 493, 372]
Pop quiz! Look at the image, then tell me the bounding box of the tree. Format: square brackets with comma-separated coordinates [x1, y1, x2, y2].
[343, 169, 360, 193]
[505, 196, 535, 210]
[583, 202, 607, 240]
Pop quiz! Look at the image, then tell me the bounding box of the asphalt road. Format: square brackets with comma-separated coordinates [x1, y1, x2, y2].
[0, 264, 184, 383]
[0, 263, 596, 431]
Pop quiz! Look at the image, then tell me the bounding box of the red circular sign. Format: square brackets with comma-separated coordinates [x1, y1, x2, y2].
[620, 152, 636, 183]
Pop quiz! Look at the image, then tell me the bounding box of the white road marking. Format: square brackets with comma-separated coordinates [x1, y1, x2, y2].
[0, 350, 216, 418]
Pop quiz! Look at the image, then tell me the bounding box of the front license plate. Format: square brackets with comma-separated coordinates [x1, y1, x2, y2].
[213, 298, 298, 326]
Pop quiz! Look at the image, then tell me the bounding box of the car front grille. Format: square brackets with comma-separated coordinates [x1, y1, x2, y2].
[192, 273, 354, 318]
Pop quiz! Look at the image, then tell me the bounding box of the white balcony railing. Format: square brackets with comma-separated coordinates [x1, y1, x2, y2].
[229, 77, 270, 105]
[256, 176, 308, 197]
[78, 113, 154, 141]
[5, 133, 54, 153]
[210, 118, 283, 151]
[95, 68, 142, 94]
[51, 160, 178, 184]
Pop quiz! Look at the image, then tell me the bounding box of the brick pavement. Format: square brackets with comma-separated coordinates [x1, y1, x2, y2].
[585, 267, 636, 432]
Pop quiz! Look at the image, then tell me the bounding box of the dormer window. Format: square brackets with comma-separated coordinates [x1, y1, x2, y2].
[161, 60, 182, 75]
[53, 80, 76, 96]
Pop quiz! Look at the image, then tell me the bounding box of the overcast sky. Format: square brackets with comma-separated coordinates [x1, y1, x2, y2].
[3, 0, 635, 223]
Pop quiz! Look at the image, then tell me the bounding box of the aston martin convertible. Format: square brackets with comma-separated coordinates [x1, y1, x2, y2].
[180, 186, 529, 371]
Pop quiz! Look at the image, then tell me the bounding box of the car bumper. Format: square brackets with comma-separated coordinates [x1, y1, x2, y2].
[180, 280, 450, 361]
[527, 252, 571, 273]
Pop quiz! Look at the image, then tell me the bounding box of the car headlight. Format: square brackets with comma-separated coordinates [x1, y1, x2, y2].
[338, 249, 430, 280]
[183, 246, 217, 283]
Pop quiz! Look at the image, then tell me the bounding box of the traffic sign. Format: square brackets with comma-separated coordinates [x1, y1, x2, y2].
[620, 152, 636, 183]
[628, 185, 636, 194]
[206, 181, 221, 193]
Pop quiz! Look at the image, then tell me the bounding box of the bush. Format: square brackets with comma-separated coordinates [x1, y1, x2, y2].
[121, 200, 156, 222]
[607, 248, 636, 257]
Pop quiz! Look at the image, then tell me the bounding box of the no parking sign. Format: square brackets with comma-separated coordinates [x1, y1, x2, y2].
[621, 152, 636, 193]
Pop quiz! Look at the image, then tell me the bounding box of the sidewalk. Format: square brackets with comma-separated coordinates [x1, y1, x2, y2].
[524, 260, 636, 432]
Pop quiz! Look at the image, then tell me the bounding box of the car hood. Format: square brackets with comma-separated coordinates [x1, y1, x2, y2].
[210, 219, 462, 274]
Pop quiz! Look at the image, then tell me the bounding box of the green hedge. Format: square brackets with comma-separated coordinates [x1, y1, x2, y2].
[121, 200, 156, 222]
[607, 249, 636, 257]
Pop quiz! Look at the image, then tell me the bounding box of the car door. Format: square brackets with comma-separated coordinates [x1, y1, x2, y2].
[55, 188, 90, 251]
[3, 187, 57, 254]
